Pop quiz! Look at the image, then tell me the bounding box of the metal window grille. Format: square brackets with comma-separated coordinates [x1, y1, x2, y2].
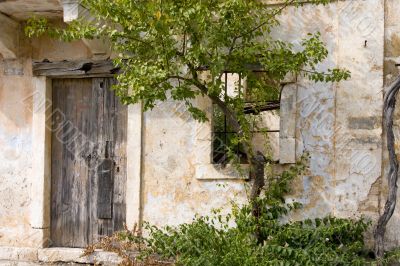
[212, 72, 280, 164]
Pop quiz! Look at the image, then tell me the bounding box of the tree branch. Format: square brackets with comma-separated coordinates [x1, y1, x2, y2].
[169, 68, 266, 205]
[236, 0, 296, 39]
[218, 35, 240, 81]
[168, 71, 252, 159]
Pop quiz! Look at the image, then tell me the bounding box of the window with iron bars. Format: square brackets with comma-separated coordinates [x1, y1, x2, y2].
[212, 72, 281, 164]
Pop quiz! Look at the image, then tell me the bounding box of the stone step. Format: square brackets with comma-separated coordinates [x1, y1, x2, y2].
[0, 247, 122, 265]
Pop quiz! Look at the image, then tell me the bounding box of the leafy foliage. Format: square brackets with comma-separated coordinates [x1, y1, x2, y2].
[139, 157, 371, 266]
[25, 0, 350, 162]
[141, 216, 371, 266]
[83, 156, 400, 265]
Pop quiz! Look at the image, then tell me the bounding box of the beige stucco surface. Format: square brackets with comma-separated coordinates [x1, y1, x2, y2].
[0, 25, 90, 247]
[140, 0, 387, 228]
[0, 0, 399, 262]
[0, 57, 35, 247]
[141, 98, 249, 227]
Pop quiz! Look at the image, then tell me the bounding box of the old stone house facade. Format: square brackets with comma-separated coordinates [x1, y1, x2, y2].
[0, 0, 398, 264]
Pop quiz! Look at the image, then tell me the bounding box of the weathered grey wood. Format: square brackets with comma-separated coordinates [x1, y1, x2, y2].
[374, 76, 400, 258]
[51, 78, 127, 247]
[97, 158, 114, 219]
[243, 101, 280, 114]
[90, 78, 127, 241]
[88, 77, 102, 245]
[33, 60, 119, 78]
[51, 78, 92, 248]
[110, 78, 128, 233]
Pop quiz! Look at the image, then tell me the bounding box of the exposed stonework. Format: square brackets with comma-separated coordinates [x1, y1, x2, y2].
[0, 246, 123, 265]
[0, 0, 62, 21]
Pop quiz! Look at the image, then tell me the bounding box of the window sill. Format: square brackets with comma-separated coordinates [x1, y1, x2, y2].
[194, 163, 249, 180]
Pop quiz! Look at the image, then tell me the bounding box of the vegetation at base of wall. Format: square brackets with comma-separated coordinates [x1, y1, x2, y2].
[83, 156, 400, 266]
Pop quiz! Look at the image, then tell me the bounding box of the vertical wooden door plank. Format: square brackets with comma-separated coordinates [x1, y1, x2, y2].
[93, 78, 113, 239]
[50, 79, 64, 246]
[97, 157, 114, 219]
[112, 78, 128, 232]
[88, 78, 103, 244]
[51, 79, 92, 247]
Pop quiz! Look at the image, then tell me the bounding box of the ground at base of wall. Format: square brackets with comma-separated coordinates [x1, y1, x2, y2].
[0, 247, 123, 266]
[0, 261, 87, 266]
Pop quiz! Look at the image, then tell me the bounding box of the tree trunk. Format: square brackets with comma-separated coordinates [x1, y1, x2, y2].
[250, 151, 266, 201]
[374, 76, 400, 258]
[250, 151, 266, 243]
[189, 71, 267, 223]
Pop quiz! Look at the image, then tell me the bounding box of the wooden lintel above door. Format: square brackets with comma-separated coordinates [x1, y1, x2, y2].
[32, 59, 120, 78]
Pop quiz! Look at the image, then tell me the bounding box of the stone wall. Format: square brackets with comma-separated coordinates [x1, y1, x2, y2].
[140, 0, 387, 230]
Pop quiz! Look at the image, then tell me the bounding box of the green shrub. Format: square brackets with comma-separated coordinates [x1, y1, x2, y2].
[138, 160, 373, 266]
[85, 157, 400, 265]
[142, 216, 371, 266]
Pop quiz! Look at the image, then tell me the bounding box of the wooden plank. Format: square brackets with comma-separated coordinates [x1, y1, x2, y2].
[97, 158, 114, 219]
[51, 79, 92, 247]
[112, 78, 128, 232]
[50, 79, 63, 247]
[32, 60, 120, 77]
[90, 78, 114, 241]
[88, 78, 102, 245]
[96, 101, 115, 219]
[76, 81, 92, 247]
[92, 78, 127, 240]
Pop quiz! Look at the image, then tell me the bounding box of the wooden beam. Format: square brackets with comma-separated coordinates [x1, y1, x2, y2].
[243, 101, 280, 114]
[32, 60, 120, 78]
[0, 12, 19, 59]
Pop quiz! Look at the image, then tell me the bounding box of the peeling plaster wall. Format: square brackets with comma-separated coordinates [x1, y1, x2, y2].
[141, 98, 249, 227]
[31, 36, 90, 61]
[269, 0, 384, 223]
[0, 27, 90, 247]
[141, 0, 388, 235]
[0, 57, 34, 247]
[271, 2, 340, 220]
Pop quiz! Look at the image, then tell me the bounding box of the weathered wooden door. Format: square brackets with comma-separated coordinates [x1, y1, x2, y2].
[51, 78, 127, 247]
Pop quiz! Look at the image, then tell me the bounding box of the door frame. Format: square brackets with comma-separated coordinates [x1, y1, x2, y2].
[30, 60, 143, 248]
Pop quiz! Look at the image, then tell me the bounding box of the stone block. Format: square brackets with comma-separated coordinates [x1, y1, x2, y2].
[0, 247, 37, 262]
[280, 138, 296, 164]
[385, 27, 400, 57]
[348, 116, 380, 130]
[38, 248, 122, 265]
[280, 84, 297, 139]
[385, 0, 400, 27]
